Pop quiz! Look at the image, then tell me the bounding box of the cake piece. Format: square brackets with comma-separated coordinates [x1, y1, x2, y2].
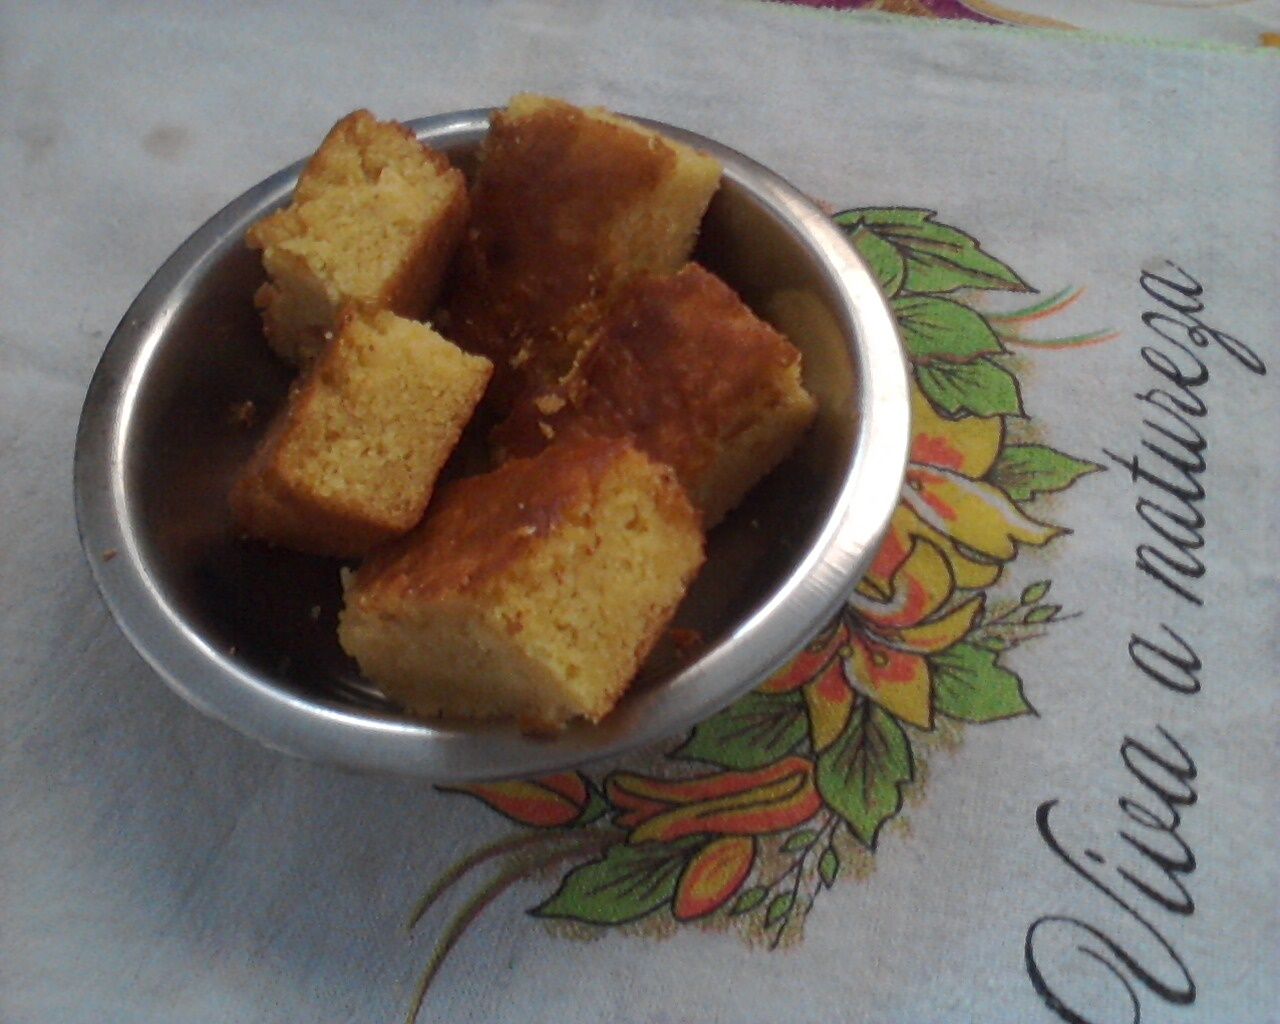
[493, 263, 818, 526]
[441, 94, 722, 408]
[247, 110, 469, 366]
[230, 307, 492, 558]
[338, 437, 705, 732]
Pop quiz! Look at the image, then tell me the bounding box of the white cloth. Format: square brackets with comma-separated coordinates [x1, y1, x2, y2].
[2, 3, 1277, 1022]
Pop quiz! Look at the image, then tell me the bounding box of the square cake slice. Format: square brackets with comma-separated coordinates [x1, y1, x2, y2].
[493, 263, 817, 526]
[247, 110, 468, 366]
[442, 94, 722, 408]
[337, 437, 705, 733]
[230, 307, 492, 558]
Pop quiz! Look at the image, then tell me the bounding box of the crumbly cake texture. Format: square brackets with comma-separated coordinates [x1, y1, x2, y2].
[337, 437, 705, 733]
[441, 93, 722, 409]
[247, 110, 469, 366]
[230, 307, 492, 558]
[493, 263, 818, 526]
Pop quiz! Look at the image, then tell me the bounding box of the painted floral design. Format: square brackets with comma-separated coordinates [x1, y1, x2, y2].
[404, 208, 1106, 1019]
[777, 0, 1074, 31]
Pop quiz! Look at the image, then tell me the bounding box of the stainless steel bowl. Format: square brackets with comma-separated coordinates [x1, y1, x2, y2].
[74, 109, 909, 781]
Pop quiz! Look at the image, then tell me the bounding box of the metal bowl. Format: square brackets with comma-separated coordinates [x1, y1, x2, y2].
[73, 109, 909, 781]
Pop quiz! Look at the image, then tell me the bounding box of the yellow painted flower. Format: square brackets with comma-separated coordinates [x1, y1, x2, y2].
[770, 383, 1044, 731]
[865, 384, 1057, 596]
[846, 538, 983, 728]
[766, 536, 981, 732]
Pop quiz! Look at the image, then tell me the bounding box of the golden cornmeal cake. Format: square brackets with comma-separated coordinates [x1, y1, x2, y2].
[441, 94, 722, 409]
[493, 263, 818, 526]
[337, 437, 705, 733]
[230, 307, 492, 558]
[247, 110, 468, 366]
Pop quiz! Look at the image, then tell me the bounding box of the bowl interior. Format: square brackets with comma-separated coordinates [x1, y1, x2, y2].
[80, 112, 903, 779]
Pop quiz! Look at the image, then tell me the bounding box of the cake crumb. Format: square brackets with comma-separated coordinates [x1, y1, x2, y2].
[669, 627, 704, 658]
[538, 421, 556, 440]
[228, 400, 257, 428]
[309, 604, 322, 620]
[534, 393, 566, 416]
[101, 548, 118, 563]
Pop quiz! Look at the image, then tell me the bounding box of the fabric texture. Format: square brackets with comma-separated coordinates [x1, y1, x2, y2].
[1, 2, 1277, 1022]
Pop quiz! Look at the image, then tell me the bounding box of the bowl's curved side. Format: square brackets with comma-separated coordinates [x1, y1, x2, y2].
[581, 124, 911, 766]
[73, 111, 909, 781]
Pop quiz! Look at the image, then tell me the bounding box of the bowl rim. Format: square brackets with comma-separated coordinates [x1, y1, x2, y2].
[73, 108, 910, 781]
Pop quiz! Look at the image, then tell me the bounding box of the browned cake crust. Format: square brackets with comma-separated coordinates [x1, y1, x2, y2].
[339, 437, 706, 731]
[351, 437, 696, 601]
[441, 95, 721, 409]
[493, 263, 817, 525]
[247, 110, 469, 366]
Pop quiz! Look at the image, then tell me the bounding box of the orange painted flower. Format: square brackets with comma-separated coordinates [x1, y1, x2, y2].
[803, 658, 858, 751]
[414, 223, 1090, 974]
[673, 836, 756, 920]
[450, 772, 599, 828]
[606, 757, 822, 844]
[762, 535, 980, 735]
[760, 619, 850, 694]
[911, 386, 1055, 554]
[837, 536, 979, 728]
[760, 637, 860, 752]
[910, 383, 1003, 477]
[865, 385, 1056, 596]
[870, 503, 1001, 594]
[807, 382, 1058, 730]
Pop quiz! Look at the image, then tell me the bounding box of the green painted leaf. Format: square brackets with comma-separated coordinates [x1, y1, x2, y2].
[893, 295, 1003, 364]
[932, 642, 1033, 723]
[730, 885, 769, 916]
[532, 839, 698, 925]
[816, 702, 914, 848]
[673, 691, 807, 770]
[780, 829, 818, 853]
[851, 227, 906, 296]
[838, 207, 931, 229]
[834, 207, 1029, 294]
[989, 444, 1102, 501]
[1021, 580, 1050, 605]
[976, 634, 1010, 651]
[818, 846, 840, 888]
[916, 358, 1023, 418]
[765, 893, 794, 927]
[903, 238, 1029, 295]
[1024, 604, 1061, 624]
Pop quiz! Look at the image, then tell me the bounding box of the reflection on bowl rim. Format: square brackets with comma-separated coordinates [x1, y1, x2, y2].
[73, 109, 910, 781]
